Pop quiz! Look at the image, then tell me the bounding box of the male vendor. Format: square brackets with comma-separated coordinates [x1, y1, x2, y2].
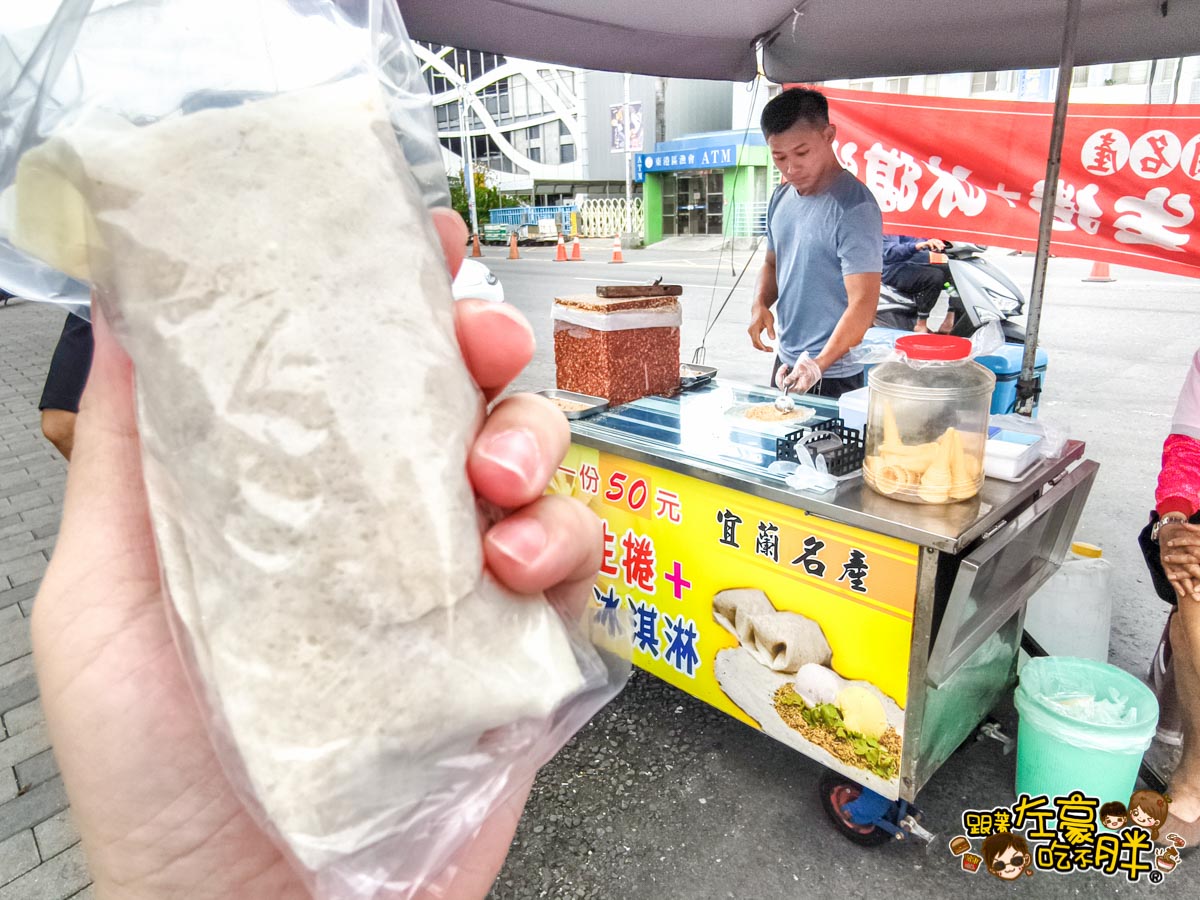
[749, 87, 882, 399]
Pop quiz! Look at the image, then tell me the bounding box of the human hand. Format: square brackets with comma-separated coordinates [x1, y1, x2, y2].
[749, 302, 777, 352]
[917, 238, 946, 252]
[31, 207, 599, 900]
[1161, 520, 1200, 601]
[774, 352, 823, 394]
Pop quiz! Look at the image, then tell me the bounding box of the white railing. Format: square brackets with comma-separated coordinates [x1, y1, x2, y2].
[726, 201, 769, 238]
[578, 197, 645, 237]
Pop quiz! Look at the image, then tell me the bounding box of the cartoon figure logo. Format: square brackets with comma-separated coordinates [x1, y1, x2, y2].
[1128, 790, 1169, 842]
[1099, 800, 1128, 830]
[981, 831, 1033, 880]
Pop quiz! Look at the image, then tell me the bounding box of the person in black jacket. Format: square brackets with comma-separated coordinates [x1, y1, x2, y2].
[878, 233, 953, 333]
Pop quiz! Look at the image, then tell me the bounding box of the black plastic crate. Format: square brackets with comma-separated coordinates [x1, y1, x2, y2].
[776, 416, 865, 477]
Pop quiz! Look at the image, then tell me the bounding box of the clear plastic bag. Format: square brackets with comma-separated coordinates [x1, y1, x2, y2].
[0, 0, 447, 315]
[0, 2, 629, 897]
[989, 413, 1070, 458]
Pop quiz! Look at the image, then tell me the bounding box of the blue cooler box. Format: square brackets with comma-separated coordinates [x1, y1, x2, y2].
[976, 344, 1049, 416]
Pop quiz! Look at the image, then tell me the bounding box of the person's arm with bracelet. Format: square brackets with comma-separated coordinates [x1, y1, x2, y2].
[1156, 350, 1200, 600]
[1157, 432, 1200, 600]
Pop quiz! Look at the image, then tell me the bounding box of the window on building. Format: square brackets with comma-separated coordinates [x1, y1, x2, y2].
[1072, 66, 1089, 86]
[970, 72, 998, 93]
[529, 147, 542, 163]
[1154, 58, 1180, 83]
[848, 79, 875, 92]
[885, 76, 910, 93]
[561, 143, 576, 164]
[1110, 61, 1151, 85]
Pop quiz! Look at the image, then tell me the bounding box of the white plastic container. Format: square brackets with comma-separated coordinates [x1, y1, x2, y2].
[983, 427, 1043, 481]
[838, 386, 869, 438]
[1021, 542, 1113, 665]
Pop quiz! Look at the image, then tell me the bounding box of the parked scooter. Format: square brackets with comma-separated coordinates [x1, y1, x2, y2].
[875, 242, 1026, 343]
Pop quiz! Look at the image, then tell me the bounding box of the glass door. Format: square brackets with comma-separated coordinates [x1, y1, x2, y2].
[705, 171, 724, 236]
[661, 174, 677, 236]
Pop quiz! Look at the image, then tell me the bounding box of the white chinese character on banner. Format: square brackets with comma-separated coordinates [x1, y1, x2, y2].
[1130, 130, 1182, 179]
[687, 153, 696, 165]
[1183, 136, 1200, 182]
[921, 156, 987, 217]
[1113, 187, 1194, 252]
[863, 142, 922, 212]
[1081, 128, 1130, 176]
[1028, 180, 1103, 234]
[986, 183, 1023, 208]
[670, 155, 679, 166]
[832, 139, 859, 175]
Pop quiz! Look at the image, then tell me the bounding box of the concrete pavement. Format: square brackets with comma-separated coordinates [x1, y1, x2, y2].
[0, 300, 89, 899]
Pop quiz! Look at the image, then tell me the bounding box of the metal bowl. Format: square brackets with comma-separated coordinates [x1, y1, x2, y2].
[536, 389, 609, 419]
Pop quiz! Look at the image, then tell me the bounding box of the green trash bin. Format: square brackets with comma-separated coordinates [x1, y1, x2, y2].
[1014, 657, 1158, 805]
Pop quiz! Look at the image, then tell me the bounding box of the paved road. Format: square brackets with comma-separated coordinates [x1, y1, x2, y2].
[0, 300, 89, 899]
[0, 239, 1197, 899]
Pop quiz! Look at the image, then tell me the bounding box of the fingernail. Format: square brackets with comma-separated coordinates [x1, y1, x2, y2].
[488, 517, 548, 567]
[477, 429, 539, 490]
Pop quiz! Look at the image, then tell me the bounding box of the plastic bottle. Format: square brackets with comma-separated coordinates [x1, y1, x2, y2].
[1021, 542, 1113, 665]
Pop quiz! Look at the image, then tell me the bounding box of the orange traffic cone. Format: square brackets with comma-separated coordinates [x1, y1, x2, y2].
[608, 235, 625, 264]
[554, 233, 568, 262]
[508, 231, 520, 260]
[471, 233, 482, 258]
[1083, 260, 1115, 282]
[569, 236, 583, 261]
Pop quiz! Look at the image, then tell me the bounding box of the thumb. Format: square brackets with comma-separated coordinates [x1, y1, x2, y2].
[42, 305, 160, 606]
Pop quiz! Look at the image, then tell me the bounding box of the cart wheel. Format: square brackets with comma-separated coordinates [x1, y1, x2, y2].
[818, 772, 892, 846]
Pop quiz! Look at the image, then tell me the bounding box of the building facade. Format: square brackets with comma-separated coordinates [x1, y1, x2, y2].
[637, 132, 772, 243]
[830, 56, 1200, 105]
[414, 42, 733, 206]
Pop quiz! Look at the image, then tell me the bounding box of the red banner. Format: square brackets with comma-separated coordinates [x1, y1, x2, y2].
[812, 87, 1200, 279]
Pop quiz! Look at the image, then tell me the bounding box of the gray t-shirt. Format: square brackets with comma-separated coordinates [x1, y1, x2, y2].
[766, 170, 883, 378]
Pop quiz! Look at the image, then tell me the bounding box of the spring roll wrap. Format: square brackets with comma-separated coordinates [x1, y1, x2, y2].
[12, 78, 587, 870]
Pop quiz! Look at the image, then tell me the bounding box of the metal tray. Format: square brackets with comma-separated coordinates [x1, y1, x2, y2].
[679, 363, 718, 388]
[537, 389, 609, 419]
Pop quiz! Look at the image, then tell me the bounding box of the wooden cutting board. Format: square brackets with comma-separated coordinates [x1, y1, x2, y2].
[595, 281, 682, 298]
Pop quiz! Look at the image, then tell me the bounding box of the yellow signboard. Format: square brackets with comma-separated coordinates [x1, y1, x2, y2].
[553, 444, 920, 798]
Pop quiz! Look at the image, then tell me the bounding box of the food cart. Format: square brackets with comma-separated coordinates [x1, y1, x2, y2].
[550, 378, 1097, 844]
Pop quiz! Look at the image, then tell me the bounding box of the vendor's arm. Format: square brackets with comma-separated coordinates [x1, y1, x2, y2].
[813, 272, 881, 373]
[816, 198, 883, 373]
[749, 249, 779, 352]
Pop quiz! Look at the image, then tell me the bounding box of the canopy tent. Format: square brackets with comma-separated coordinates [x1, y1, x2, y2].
[399, 0, 1199, 410]
[397, 0, 1200, 83]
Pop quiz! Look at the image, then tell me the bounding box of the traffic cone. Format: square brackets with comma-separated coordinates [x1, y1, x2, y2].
[569, 235, 583, 261]
[608, 234, 625, 264]
[554, 233, 568, 262]
[1083, 260, 1115, 282]
[471, 233, 482, 258]
[508, 231, 520, 260]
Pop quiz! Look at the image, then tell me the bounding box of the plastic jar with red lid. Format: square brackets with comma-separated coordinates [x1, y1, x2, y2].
[862, 334, 995, 504]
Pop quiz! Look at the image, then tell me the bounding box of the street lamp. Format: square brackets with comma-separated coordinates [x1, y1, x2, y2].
[458, 64, 480, 238]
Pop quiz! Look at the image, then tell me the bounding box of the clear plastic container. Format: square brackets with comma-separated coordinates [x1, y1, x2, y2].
[862, 335, 995, 504]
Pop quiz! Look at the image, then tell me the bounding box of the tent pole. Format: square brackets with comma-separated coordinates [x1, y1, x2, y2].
[1016, 0, 1081, 416]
